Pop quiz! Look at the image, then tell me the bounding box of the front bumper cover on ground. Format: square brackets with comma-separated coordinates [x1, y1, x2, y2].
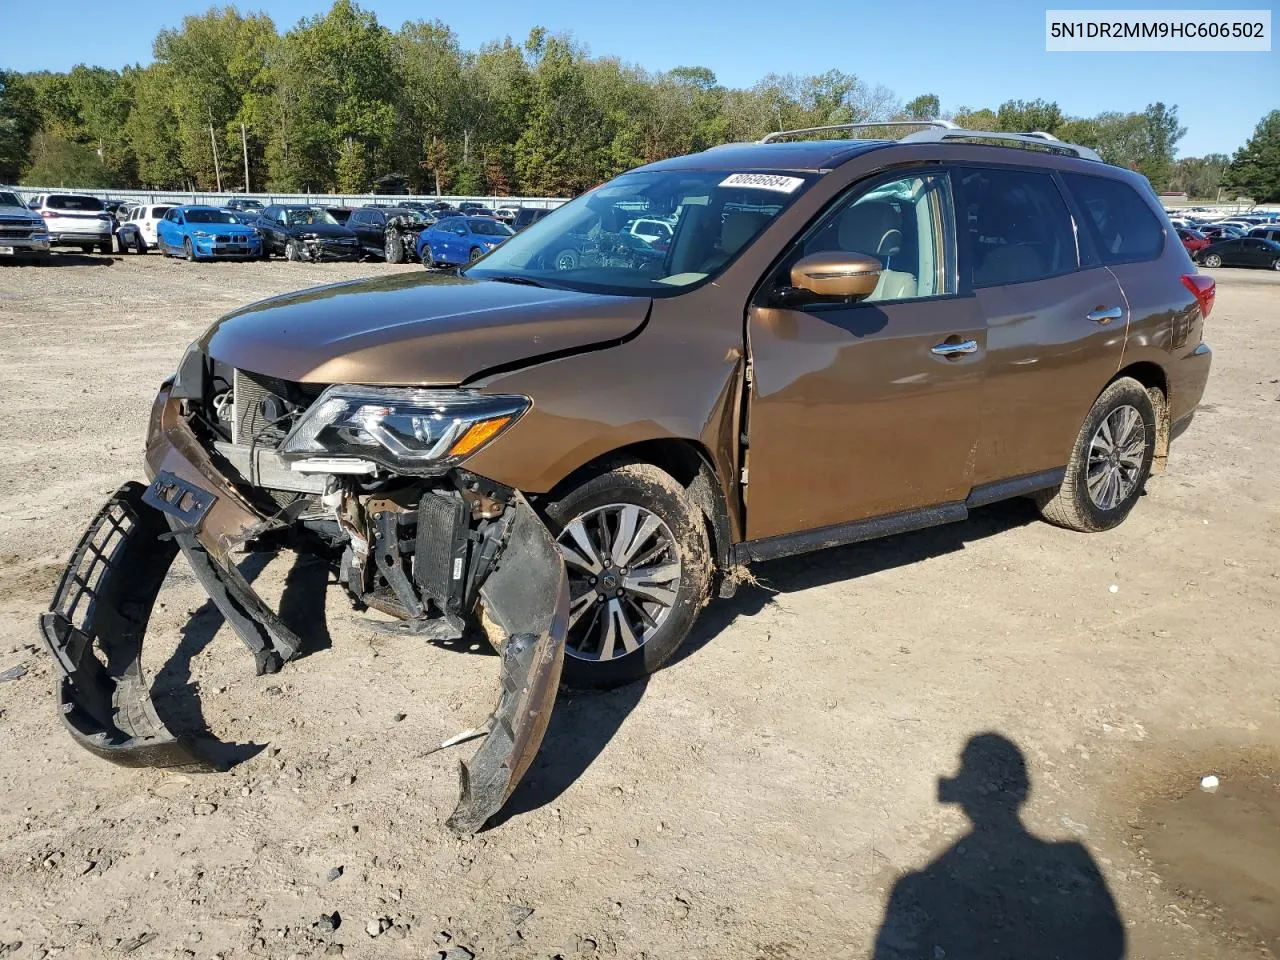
[39, 425, 568, 831]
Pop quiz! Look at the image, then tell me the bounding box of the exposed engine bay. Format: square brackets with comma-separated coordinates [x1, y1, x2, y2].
[38, 351, 569, 834]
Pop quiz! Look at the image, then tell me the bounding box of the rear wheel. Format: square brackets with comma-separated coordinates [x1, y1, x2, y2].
[1202, 253, 1222, 268]
[468, 246, 484, 263]
[134, 234, 147, 254]
[544, 461, 710, 689]
[117, 234, 131, 254]
[98, 239, 112, 255]
[384, 231, 405, 263]
[80, 244, 94, 254]
[1034, 377, 1156, 533]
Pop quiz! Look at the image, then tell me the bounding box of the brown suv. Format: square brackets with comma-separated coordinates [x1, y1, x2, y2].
[39, 122, 1213, 832]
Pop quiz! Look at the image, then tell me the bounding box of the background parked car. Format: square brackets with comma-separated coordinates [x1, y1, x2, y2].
[116, 203, 174, 253]
[1195, 236, 1280, 270]
[513, 206, 552, 231]
[416, 215, 514, 267]
[1247, 225, 1280, 243]
[255, 204, 359, 261]
[493, 206, 519, 223]
[0, 186, 51, 262]
[457, 201, 489, 214]
[28, 193, 114, 253]
[346, 205, 432, 262]
[225, 198, 265, 213]
[156, 205, 263, 261]
[1177, 228, 1211, 255]
[1199, 224, 1245, 242]
[325, 206, 354, 224]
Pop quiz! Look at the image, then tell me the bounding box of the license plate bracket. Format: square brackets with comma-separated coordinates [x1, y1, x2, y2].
[143, 470, 216, 528]
[0, 246, 14, 255]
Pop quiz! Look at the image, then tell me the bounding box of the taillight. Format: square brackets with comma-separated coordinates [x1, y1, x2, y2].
[1182, 273, 1215, 320]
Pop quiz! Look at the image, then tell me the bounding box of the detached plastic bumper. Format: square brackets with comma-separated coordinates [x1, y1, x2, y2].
[39, 456, 568, 831]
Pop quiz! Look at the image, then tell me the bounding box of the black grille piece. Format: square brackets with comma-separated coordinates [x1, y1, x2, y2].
[414, 492, 470, 613]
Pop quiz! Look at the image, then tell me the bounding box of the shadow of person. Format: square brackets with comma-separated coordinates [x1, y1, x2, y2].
[873, 733, 1126, 960]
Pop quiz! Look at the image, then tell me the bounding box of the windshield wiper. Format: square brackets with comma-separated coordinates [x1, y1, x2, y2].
[484, 274, 554, 289]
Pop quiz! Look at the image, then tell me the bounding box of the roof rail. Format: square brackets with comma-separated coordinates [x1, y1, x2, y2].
[899, 127, 1102, 162]
[759, 120, 958, 144]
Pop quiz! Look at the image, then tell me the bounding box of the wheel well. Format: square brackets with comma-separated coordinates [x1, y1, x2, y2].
[1113, 361, 1170, 470]
[542, 438, 734, 577]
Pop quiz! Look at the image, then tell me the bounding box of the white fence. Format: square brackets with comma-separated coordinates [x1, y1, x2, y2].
[10, 186, 568, 212]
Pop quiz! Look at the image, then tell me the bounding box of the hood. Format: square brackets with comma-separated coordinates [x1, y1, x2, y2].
[287, 222, 356, 240]
[0, 203, 39, 222]
[201, 272, 651, 386]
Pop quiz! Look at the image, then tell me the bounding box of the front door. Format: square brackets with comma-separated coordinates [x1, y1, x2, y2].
[744, 169, 985, 542]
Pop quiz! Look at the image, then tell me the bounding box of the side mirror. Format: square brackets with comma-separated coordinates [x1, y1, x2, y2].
[788, 251, 882, 300]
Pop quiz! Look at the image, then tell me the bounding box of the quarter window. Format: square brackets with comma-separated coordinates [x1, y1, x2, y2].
[788, 171, 957, 304]
[1062, 173, 1164, 264]
[958, 167, 1077, 287]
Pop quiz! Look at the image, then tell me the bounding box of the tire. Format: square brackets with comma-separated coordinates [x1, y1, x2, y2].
[468, 246, 484, 263]
[183, 238, 195, 262]
[285, 239, 301, 261]
[384, 231, 404, 263]
[134, 234, 147, 255]
[1272, 258, 1280, 271]
[80, 245, 94, 254]
[543, 461, 711, 689]
[1202, 253, 1222, 268]
[553, 248, 579, 270]
[99, 239, 112, 255]
[420, 245, 435, 269]
[117, 234, 131, 254]
[1034, 377, 1157, 533]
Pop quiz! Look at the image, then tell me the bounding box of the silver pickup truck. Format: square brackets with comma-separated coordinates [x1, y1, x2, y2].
[0, 187, 51, 261]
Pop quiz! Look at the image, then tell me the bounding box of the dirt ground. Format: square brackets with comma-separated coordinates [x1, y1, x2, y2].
[0, 252, 1277, 960]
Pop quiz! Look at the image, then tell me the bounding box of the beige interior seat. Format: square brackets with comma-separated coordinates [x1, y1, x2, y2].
[836, 201, 917, 300]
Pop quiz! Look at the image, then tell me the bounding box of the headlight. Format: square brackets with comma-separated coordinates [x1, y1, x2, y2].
[193, 230, 211, 238]
[278, 386, 529, 475]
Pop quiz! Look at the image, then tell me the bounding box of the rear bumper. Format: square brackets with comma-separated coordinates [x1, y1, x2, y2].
[48, 229, 110, 244]
[1170, 341, 1213, 426]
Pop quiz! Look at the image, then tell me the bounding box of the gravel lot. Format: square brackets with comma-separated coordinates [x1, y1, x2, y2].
[0, 252, 1277, 960]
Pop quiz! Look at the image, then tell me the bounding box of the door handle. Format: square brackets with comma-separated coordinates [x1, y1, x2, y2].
[930, 339, 978, 358]
[1087, 306, 1124, 325]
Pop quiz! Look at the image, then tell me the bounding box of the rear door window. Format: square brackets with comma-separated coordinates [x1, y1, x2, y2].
[1062, 173, 1164, 264]
[48, 195, 105, 212]
[957, 167, 1078, 287]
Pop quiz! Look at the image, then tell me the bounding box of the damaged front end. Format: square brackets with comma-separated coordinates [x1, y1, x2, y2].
[39, 366, 568, 833]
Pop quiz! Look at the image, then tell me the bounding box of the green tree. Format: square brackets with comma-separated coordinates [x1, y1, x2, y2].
[23, 131, 117, 186]
[1223, 110, 1280, 202]
[904, 94, 940, 120]
[515, 33, 605, 193]
[0, 70, 40, 182]
[996, 98, 1064, 134]
[1170, 154, 1230, 199]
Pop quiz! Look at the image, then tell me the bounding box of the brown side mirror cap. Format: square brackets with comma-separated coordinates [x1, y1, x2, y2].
[790, 251, 882, 300]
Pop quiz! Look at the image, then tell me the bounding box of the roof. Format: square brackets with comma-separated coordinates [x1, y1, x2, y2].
[638, 139, 892, 174]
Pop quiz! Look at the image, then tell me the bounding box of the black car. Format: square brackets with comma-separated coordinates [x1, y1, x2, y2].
[1195, 236, 1280, 270]
[346, 205, 432, 262]
[458, 201, 489, 214]
[512, 206, 553, 231]
[256, 204, 360, 261]
[226, 198, 266, 213]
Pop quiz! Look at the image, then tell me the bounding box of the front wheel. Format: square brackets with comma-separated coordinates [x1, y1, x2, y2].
[384, 231, 405, 263]
[183, 238, 195, 262]
[134, 234, 147, 255]
[285, 239, 301, 261]
[544, 461, 710, 689]
[1272, 258, 1280, 271]
[420, 245, 435, 269]
[554, 248, 579, 271]
[1034, 377, 1156, 533]
[1202, 253, 1222, 268]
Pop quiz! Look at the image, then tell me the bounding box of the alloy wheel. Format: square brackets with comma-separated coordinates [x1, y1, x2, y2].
[556, 503, 682, 661]
[1204, 254, 1221, 267]
[1086, 404, 1146, 510]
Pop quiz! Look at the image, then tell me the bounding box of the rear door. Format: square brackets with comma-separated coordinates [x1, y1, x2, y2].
[745, 168, 985, 540]
[963, 165, 1128, 486]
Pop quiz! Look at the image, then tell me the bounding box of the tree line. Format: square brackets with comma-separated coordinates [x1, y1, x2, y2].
[0, 1, 1275, 201]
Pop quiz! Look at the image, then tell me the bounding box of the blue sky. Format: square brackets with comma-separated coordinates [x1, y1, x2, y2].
[6, 0, 1277, 156]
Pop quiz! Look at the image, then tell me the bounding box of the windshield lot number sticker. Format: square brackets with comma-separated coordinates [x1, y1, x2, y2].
[719, 173, 805, 193]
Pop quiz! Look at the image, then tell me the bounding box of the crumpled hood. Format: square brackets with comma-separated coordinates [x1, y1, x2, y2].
[287, 222, 355, 241]
[201, 272, 651, 385]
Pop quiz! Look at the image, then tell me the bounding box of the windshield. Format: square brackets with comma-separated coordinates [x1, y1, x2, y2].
[464, 170, 813, 295]
[284, 207, 339, 227]
[469, 218, 514, 237]
[186, 209, 238, 224]
[0, 191, 21, 207]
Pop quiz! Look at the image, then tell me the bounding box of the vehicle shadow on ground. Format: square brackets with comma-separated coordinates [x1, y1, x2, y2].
[486, 677, 649, 829]
[675, 497, 1041, 667]
[0, 254, 114, 268]
[150, 550, 335, 768]
[872, 732, 1126, 959]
